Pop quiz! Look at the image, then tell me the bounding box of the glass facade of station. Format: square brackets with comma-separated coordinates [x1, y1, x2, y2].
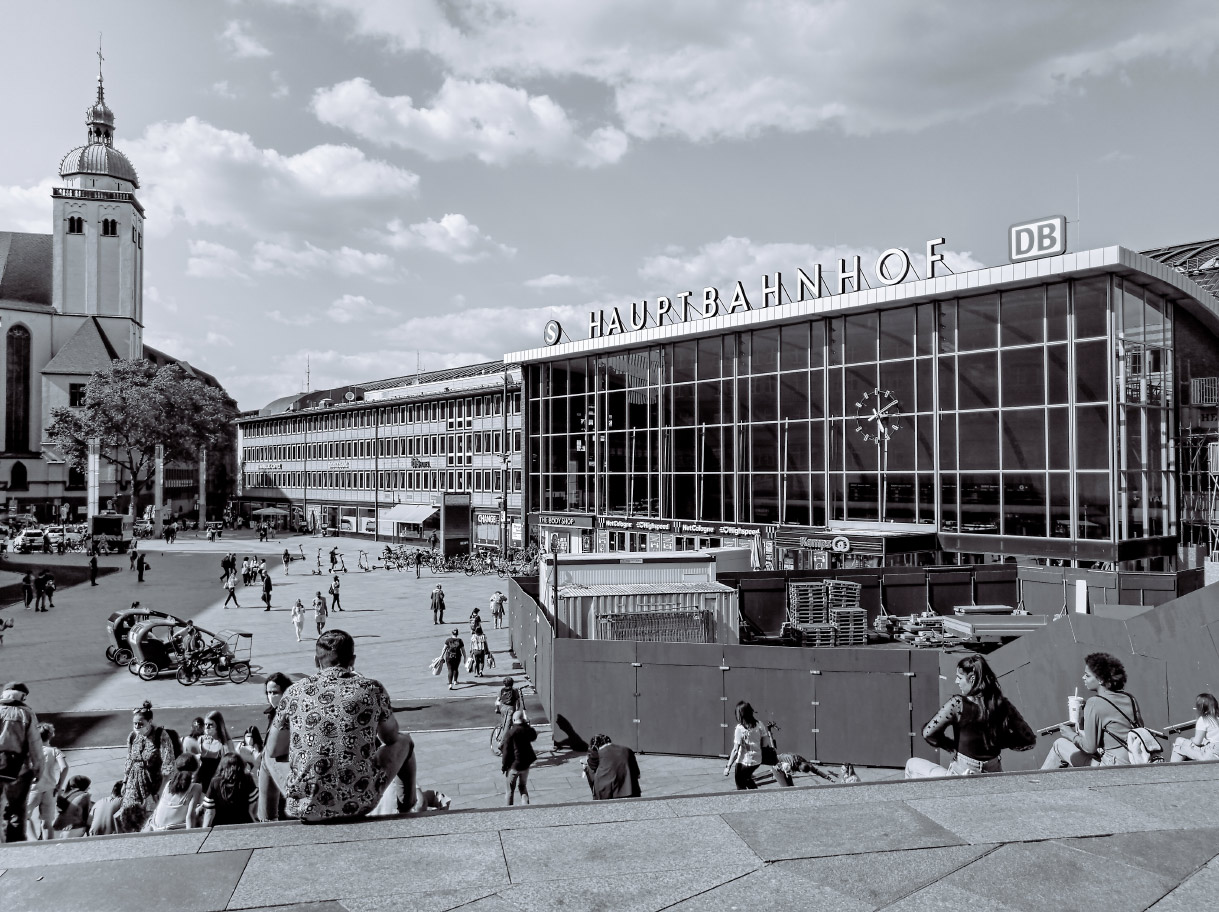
[526, 271, 1202, 565]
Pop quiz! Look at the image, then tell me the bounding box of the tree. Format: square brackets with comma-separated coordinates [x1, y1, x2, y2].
[46, 359, 235, 515]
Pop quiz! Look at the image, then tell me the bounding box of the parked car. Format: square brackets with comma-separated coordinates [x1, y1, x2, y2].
[12, 528, 45, 553]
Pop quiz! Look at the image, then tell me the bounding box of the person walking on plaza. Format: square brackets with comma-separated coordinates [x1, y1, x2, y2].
[282, 548, 291, 574]
[442, 628, 465, 690]
[265, 630, 414, 822]
[241, 557, 252, 586]
[470, 625, 489, 677]
[1042, 652, 1143, 768]
[128, 542, 137, 570]
[329, 575, 343, 611]
[430, 584, 446, 625]
[20, 572, 32, 611]
[291, 599, 306, 641]
[724, 701, 773, 790]
[429, 530, 439, 551]
[414, 549, 422, 578]
[500, 711, 537, 806]
[490, 590, 506, 629]
[33, 571, 49, 612]
[25, 722, 67, 839]
[0, 682, 43, 842]
[312, 591, 328, 636]
[259, 557, 268, 579]
[469, 606, 483, 632]
[223, 571, 240, 608]
[120, 701, 175, 815]
[89, 552, 98, 586]
[136, 552, 148, 583]
[261, 573, 273, 611]
[905, 654, 1036, 778]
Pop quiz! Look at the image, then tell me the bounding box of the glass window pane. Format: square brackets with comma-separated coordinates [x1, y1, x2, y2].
[828, 368, 843, 422]
[1002, 409, 1045, 470]
[1074, 277, 1108, 339]
[1001, 347, 1045, 407]
[828, 318, 843, 366]
[1004, 473, 1046, 537]
[780, 323, 808, 372]
[1046, 283, 1069, 342]
[780, 373, 809, 421]
[846, 473, 879, 521]
[938, 301, 956, 354]
[1047, 343, 1069, 404]
[673, 428, 696, 471]
[1047, 407, 1070, 469]
[551, 361, 568, 396]
[697, 381, 720, 425]
[751, 374, 778, 423]
[916, 414, 934, 470]
[810, 420, 825, 472]
[880, 307, 915, 360]
[938, 356, 956, 410]
[916, 303, 935, 356]
[1077, 472, 1110, 540]
[752, 423, 778, 472]
[1001, 286, 1044, 346]
[751, 328, 779, 374]
[887, 420, 915, 471]
[915, 358, 933, 412]
[939, 415, 957, 470]
[672, 342, 696, 384]
[1049, 473, 1070, 537]
[960, 473, 1000, 533]
[752, 473, 779, 523]
[942, 475, 959, 531]
[959, 411, 999, 470]
[844, 312, 878, 364]
[568, 358, 588, 395]
[1076, 405, 1110, 470]
[785, 471, 810, 526]
[697, 336, 720, 381]
[957, 293, 998, 351]
[958, 352, 999, 409]
[809, 369, 824, 419]
[672, 384, 695, 426]
[845, 426, 874, 472]
[1121, 281, 1143, 340]
[886, 473, 916, 522]
[811, 321, 826, 369]
[879, 359, 914, 409]
[844, 365, 875, 414]
[1075, 339, 1109, 402]
[784, 420, 809, 472]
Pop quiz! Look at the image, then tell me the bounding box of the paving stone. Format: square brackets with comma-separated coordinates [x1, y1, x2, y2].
[905, 787, 1181, 843]
[342, 888, 504, 912]
[664, 866, 870, 912]
[1100, 779, 1219, 828]
[494, 864, 758, 912]
[721, 800, 964, 861]
[0, 829, 208, 868]
[0, 848, 250, 912]
[1061, 828, 1219, 881]
[233, 904, 349, 912]
[885, 881, 1028, 912]
[1147, 854, 1219, 911]
[499, 816, 761, 883]
[227, 833, 507, 907]
[771, 844, 996, 907]
[934, 840, 1175, 912]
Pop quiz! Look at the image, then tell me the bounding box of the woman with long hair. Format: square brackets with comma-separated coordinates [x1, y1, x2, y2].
[200, 753, 259, 827]
[147, 754, 203, 830]
[906, 654, 1036, 778]
[196, 710, 237, 792]
[1171, 693, 1219, 762]
[237, 726, 264, 775]
[259, 672, 293, 821]
[120, 701, 176, 812]
[724, 701, 773, 790]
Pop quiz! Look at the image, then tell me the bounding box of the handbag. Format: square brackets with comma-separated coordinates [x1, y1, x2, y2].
[429, 655, 443, 675]
[466, 655, 475, 672]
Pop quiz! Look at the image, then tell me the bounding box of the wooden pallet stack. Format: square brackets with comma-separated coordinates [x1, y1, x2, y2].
[787, 581, 828, 624]
[826, 580, 867, 645]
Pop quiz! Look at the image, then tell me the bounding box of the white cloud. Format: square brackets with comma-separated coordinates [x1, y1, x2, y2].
[524, 273, 596, 291]
[267, 309, 317, 326]
[127, 118, 420, 240]
[326, 293, 395, 324]
[205, 331, 234, 347]
[144, 284, 178, 313]
[0, 177, 56, 233]
[386, 302, 587, 359]
[222, 20, 273, 58]
[186, 240, 249, 280]
[312, 77, 627, 167]
[271, 71, 291, 99]
[285, 0, 1219, 141]
[211, 81, 238, 100]
[251, 240, 397, 278]
[381, 214, 514, 262]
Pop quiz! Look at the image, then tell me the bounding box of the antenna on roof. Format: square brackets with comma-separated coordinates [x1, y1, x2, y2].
[305, 355, 311, 393]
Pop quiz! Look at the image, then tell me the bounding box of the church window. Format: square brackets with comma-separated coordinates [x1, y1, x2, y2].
[5, 326, 31, 452]
[67, 216, 83, 234]
[9, 462, 27, 491]
[66, 467, 86, 490]
[69, 383, 87, 408]
[101, 219, 117, 237]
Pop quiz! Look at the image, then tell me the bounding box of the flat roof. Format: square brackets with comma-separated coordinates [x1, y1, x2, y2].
[506, 246, 1219, 364]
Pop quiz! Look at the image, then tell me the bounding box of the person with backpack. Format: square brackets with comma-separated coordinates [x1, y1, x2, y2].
[329, 575, 343, 611]
[312, 591, 329, 636]
[120, 701, 176, 813]
[1042, 652, 1145, 768]
[442, 628, 465, 690]
[0, 681, 43, 843]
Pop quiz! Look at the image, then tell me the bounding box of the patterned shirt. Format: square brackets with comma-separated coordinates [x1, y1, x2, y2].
[271, 665, 394, 821]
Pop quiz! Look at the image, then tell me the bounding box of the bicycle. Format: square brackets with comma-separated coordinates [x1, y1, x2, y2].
[175, 645, 251, 686]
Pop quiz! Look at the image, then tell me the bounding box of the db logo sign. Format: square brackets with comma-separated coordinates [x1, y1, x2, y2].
[543, 320, 563, 345]
[1009, 215, 1067, 263]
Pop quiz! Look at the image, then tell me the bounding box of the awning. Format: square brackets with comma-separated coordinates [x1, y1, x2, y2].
[381, 503, 438, 525]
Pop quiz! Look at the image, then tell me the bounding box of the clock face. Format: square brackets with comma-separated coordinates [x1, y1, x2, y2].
[853, 388, 902, 443]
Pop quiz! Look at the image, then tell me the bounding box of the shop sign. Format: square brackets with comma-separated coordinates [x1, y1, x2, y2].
[798, 535, 852, 553]
[1009, 215, 1066, 263]
[259, 464, 284, 470]
[680, 522, 716, 535]
[411, 458, 432, 468]
[511, 522, 522, 541]
[716, 524, 761, 538]
[475, 513, 500, 524]
[535, 512, 595, 529]
[598, 517, 675, 532]
[328, 463, 349, 470]
[578, 238, 948, 340]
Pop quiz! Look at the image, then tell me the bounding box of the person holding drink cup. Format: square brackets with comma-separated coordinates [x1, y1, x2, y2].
[905, 654, 1036, 778]
[1041, 652, 1141, 768]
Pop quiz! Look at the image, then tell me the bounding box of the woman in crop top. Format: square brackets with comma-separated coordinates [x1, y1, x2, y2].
[906, 655, 1036, 778]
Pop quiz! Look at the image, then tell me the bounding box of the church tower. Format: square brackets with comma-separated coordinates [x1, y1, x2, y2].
[51, 55, 144, 357]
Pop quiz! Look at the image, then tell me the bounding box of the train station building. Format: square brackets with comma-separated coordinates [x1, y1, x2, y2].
[507, 227, 1219, 572]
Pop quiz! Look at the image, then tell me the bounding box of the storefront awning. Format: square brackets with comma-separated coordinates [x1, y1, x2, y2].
[382, 503, 438, 525]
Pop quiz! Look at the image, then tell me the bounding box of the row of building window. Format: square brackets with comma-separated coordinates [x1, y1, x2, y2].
[244, 392, 522, 438]
[244, 430, 523, 464]
[66, 216, 138, 244]
[245, 469, 524, 493]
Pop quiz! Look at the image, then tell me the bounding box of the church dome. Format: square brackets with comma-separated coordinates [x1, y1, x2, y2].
[59, 74, 139, 188]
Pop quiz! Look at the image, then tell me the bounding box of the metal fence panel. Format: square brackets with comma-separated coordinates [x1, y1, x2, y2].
[812, 670, 914, 766]
[927, 571, 973, 614]
[551, 638, 638, 751]
[637, 662, 725, 756]
[723, 665, 816, 759]
[882, 572, 926, 615]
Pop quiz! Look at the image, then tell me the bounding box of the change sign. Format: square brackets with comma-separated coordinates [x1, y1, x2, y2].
[1009, 215, 1067, 263]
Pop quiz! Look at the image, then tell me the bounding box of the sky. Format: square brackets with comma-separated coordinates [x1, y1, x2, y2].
[1, 1, 1218, 411]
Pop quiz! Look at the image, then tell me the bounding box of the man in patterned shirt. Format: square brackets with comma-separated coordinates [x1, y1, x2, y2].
[265, 630, 414, 821]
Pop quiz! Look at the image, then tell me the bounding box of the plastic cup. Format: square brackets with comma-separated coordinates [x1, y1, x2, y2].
[1067, 695, 1084, 727]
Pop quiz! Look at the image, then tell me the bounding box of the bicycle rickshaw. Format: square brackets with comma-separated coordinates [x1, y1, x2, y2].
[175, 629, 253, 686]
[105, 607, 187, 667]
[127, 618, 249, 683]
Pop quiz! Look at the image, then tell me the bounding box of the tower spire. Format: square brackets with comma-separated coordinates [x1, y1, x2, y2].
[97, 32, 104, 100]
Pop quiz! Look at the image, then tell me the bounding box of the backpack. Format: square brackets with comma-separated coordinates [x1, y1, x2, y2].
[162, 726, 183, 759]
[1098, 695, 1163, 764]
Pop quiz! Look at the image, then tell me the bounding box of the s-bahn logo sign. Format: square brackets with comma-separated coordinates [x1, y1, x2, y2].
[1009, 215, 1067, 263]
[572, 238, 949, 341]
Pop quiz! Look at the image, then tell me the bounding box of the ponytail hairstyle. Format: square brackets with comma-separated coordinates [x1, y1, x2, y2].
[956, 655, 1003, 720]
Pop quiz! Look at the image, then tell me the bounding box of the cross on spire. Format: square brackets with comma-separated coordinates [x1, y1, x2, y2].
[97, 33, 105, 99]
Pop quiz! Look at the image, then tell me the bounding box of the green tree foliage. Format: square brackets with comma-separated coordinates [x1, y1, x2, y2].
[46, 359, 234, 510]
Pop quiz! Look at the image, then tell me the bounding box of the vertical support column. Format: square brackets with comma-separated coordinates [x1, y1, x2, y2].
[87, 437, 100, 520]
[153, 443, 164, 538]
[198, 446, 207, 525]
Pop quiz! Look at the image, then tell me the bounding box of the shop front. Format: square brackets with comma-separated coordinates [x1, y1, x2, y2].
[773, 526, 940, 570]
[532, 512, 596, 553]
